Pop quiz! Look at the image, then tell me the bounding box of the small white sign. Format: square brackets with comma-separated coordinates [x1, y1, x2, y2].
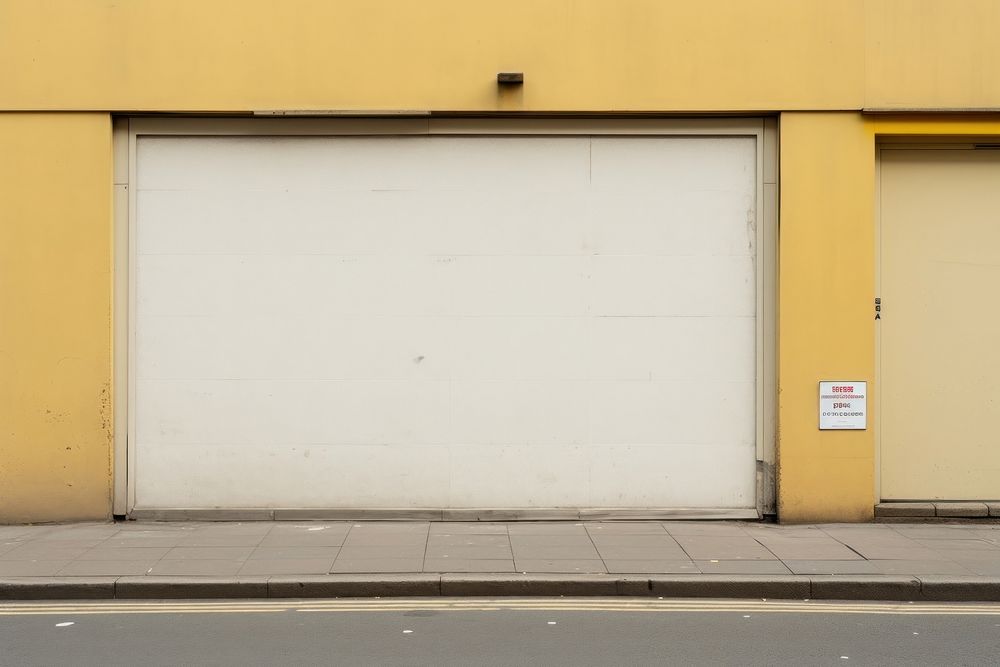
[819, 381, 867, 430]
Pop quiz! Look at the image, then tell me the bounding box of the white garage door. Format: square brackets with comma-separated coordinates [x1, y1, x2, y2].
[133, 131, 758, 511]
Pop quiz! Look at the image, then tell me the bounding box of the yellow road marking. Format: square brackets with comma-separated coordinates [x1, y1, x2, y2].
[1, 599, 1000, 616]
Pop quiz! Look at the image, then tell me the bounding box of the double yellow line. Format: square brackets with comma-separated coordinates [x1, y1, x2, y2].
[1, 598, 999, 616]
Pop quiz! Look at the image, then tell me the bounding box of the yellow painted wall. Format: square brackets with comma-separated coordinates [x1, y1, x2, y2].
[866, 0, 1000, 110]
[0, 113, 112, 523]
[777, 114, 1000, 522]
[778, 113, 877, 523]
[0, 0, 864, 112]
[5, 1, 1000, 113]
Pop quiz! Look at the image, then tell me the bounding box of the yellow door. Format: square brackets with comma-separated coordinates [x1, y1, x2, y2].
[881, 148, 1000, 500]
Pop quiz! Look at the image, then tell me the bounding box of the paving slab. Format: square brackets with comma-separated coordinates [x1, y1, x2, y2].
[783, 560, 881, 575]
[427, 534, 509, 547]
[891, 525, 982, 539]
[57, 560, 159, 576]
[103, 535, 188, 548]
[258, 529, 348, 547]
[77, 546, 172, 560]
[696, 560, 793, 575]
[148, 560, 246, 576]
[743, 525, 827, 538]
[662, 523, 750, 537]
[161, 546, 255, 560]
[594, 546, 689, 560]
[949, 561, 1000, 576]
[341, 534, 429, 547]
[672, 536, 777, 560]
[238, 559, 336, 575]
[513, 559, 607, 573]
[337, 545, 427, 559]
[506, 523, 589, 535]
[428, 523, 509, 535]
[2, 520, 1000, 600]
[331, 558, 425, 573]
[248, 546, 340, 560]
[586, 523, 669, 535]
[588, 534, 681, 547]
[922, 548, 1000, 562]
[869, 559, 974, 576]
[175, 535, 267, 547]
[422, 559, 516, 573]
[510, 535, 596, 546]
[0, 545, 95, 561]
[0, 527, 48, 540]
[343, 522, 430, 534]
[0, 561, 73, 576]
[511, 546, 601, 559]
[912, 538, 1000, 551]
[603, 560, 699, 574]
[849, 546, 954, 561]
[0, 543, 25, 557]
[751, 536, 863, 560]
[425, 546, 512, 559]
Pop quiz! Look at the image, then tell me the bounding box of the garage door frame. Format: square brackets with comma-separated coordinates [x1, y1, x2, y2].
[112, 116, 777, 519]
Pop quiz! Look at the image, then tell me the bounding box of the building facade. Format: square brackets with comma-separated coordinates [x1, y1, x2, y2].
[3, 0, 1000, 523]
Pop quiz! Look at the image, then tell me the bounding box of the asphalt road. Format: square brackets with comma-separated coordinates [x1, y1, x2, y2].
[1, 598, 999, 666]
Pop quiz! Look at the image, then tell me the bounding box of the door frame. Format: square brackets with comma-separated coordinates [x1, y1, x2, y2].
[113, 116, 778, 519]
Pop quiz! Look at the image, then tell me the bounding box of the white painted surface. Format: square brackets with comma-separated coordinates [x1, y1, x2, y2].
[134, 134, 757, 509]
[818, 381, 867, 430]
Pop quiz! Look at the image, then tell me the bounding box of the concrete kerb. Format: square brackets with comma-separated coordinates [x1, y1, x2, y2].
[918, 576, 1000, 602]
[0, 578, 116, 600]
[649, 575, 810, 600]
[268, 575, 441, 598]
[440, 574, 618, 597]
[116, 577, 269, 599]
[810, 575, 922, 601]
[2, 575, 1000, 601]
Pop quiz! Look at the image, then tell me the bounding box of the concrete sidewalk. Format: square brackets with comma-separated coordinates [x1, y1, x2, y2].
[4, 520, 1000, 601]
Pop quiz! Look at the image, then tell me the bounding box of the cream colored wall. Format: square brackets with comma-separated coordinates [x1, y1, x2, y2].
[0, 113, 112, 523]
[879, 148, 1000, 500]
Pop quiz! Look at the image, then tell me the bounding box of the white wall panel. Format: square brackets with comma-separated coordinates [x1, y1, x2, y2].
[586, 444, 754, 507]
[133, 133, 757, 510]
[590, 255, 756, 316]
[446, 445, 593, 508]
[138, 444, 454, 508]
[588, 316, 754, 381]
[135, 379, 453, 447]
[137, 136, 591, 191]
[588, 380, 756, 446]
